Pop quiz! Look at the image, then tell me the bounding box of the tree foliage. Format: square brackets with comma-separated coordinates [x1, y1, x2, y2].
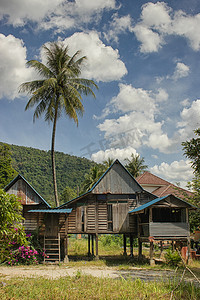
[1, 142, 97, 207]
[182, 129, 200, 230]
[182, 128, 200, 174]
[125, 154, 148, 178]
[0, 189, 28, 263]
[60, 186, 77, 205]
[81, 165, 104, 194]
[19, 42, 98, 207]
[0, 144, 17, 189]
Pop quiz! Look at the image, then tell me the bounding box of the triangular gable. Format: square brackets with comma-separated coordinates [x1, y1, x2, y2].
[129, 194, 196, 214]
[4, 174, 50, 208]
[90, 159, 143, 194]
[58, 159, 144, 208]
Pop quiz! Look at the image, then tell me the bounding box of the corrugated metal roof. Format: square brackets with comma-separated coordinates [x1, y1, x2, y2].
[28, 208, 72, 213]
[129, 194, 195, 214]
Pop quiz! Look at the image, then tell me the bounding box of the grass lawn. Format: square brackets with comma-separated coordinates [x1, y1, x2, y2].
[0, 237, 200, 299]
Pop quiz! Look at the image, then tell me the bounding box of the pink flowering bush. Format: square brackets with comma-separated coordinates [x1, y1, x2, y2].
[7, 245, 39, 265]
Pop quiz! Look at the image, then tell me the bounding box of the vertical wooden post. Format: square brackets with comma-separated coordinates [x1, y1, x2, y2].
[160, 241, 163, 258]
[95, 234, 99, 259]
[150, 241, 154, 266]
[123, 234, 127, 256]
[64, 234, 69, 263]
[92, 234, 94, 256]
[186, 238, 191, 265]
[172, 240, 175, 251]
[130, 234, 133, 257]
[88, 234, 91, 256]
[138, 238, 142, 260]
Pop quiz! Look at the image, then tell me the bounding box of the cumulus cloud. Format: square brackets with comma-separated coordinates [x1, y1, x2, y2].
[62, 32, 127, 82]
[0, 0, 117, 31]
[177, 99, 200, 140]
[91, 146, 138, 164]
[97, 84, 173, 153]
[150, 159, 193, 188]
[104, 13, 132, 42]
[133, 24, 164, 53]
[0, 34, 33, 99]
[0, 0, 63, 26]
[172, 62, 190, 80]
[133, 2, 200, 53]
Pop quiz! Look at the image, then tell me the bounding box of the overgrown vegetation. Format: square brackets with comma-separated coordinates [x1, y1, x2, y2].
[0, 273, 199, 300]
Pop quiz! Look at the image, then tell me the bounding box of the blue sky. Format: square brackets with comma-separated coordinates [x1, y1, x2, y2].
[0, 0, 200, 188]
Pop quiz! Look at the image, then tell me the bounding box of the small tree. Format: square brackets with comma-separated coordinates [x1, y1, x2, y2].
[182, 129, 200, 230]
[182, 128, 200, 174]
[60, 186, 77, 204]
[0, 189, 28, 263]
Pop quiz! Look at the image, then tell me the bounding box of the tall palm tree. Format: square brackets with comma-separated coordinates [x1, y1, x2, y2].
[103, 157, 114, 170]
[19, 42, 98, 207]
[81, 165, 104, 194]
[125, 154, 148, 178]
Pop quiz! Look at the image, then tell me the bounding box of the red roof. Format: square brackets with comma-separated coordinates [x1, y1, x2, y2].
[136, 171, 193, 200]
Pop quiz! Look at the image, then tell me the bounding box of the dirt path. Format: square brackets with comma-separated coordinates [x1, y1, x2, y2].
[0, 265, 176, 282]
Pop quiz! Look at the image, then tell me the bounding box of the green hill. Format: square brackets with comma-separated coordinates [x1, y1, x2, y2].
[1, 142, 96, 206]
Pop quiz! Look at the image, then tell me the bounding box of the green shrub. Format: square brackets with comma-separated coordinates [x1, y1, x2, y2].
[165, 249, 181, 266]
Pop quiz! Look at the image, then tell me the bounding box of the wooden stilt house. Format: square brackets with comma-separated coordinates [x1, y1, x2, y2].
[4, 160, 195, 263]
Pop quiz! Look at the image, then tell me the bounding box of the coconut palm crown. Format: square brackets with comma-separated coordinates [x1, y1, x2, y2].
[19, 42, 98, 207]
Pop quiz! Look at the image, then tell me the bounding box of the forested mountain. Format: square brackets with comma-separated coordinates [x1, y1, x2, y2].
[1, 142, 96, 206]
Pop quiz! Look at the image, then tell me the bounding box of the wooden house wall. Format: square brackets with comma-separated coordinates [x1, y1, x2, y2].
[92, 163, 142, 194]
[67, 194, 138, 234]
[6, 179, 41, 205]
[149, 222, 190, 238]
[23, 206, 45, 234]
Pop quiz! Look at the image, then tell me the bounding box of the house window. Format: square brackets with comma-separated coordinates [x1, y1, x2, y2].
[81, 207, 85, 232]
[152, 208, 183, 222]
[107, 204, 113, 231]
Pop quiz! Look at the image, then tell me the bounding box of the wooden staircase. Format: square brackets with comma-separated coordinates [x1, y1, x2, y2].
[43, 233, 61, 263]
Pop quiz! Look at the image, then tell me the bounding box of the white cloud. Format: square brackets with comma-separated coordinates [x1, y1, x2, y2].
[133, 24, 164, 53]
[172, 62, 190, 80]
[150, 159, 193, 188]
[133, 2, 200, 53]
[91, 146, 138, 164]
[104, 13, 132, 42]
[97, 84, 172, 153]
[171, 11, 200, 51]
[0, 0, 63, 26]
[62, 32, 127, 82]
[0, 34, 33, 100]
[140, 2, 172, 31]
[0, 0, 117, 31]
[177, 99, 200, 140]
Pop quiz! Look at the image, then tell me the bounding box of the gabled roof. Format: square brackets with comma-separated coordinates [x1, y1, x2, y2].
[136, 171, 193, 200]
[136, 171, 170, 186]
[4, 174, 51, 208]
[129, 194, 196, 214]
[58, 159, 144, 208]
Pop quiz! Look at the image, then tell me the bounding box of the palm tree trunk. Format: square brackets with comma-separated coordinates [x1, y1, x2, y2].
[51, 108, 59, 207]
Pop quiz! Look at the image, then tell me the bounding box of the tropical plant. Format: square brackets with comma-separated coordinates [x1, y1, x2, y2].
[60, 186, 77, 204]
[0, 189, 28, 263]
[103, 157, 114, 170]
[19, 42, 98, 206]
[125, 154, 148, 178]
[182, 128, 200, 174]
[81, 165, 104, 193]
